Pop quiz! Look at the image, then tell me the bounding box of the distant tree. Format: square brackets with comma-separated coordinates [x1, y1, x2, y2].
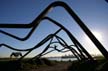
[10, 52, 22, 58]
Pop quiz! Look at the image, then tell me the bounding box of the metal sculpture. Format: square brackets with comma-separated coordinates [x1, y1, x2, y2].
[0, 1, 108, 61]
[106, 0, 108, 3]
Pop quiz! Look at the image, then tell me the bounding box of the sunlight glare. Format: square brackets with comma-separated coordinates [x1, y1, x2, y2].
[93, 31, 102, 41]
[83, 31, 103, 55]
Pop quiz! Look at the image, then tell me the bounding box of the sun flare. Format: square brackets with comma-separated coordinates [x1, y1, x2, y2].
[83, 31, 103, 55]
[92, 31, 102, 41]
[84, 31, 102, 41]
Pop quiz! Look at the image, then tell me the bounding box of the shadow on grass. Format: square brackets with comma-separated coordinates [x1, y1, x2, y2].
[0, 60, 21, 71]
[1, 58, 108, 71]
[0, 58, 54, 71]
[68, 59, 108, 71]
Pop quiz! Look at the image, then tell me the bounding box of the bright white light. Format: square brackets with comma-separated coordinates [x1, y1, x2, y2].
[82, 31, 103, 55]
[92, 31, 102, 41]
[84, 31, 102, 41]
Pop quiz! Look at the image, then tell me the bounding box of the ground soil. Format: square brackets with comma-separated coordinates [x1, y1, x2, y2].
[29, 62, 71, 71]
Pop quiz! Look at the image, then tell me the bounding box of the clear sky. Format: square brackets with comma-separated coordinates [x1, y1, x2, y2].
[0, 0, 108, 58]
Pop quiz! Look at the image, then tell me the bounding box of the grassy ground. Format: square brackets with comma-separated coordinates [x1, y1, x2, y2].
[0, 57, 108, 71]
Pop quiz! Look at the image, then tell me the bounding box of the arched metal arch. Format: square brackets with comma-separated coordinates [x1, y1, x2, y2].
[30, 35, 82, 61]
[0, 1, 108, 60]
[0, 18, 94, 61]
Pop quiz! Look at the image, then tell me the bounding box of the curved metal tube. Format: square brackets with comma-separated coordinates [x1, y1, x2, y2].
[0, 1, 107, 60]
[49, 35, 83, 60]
[0, 17, 93, 61]
[0, 34, 52, 51]
[18, 29, 61, 60]
[55, 35, 84, 60]
[44, 17, 94, 60]
[0, 16, 90, 59]
[31, 35, 81, 61]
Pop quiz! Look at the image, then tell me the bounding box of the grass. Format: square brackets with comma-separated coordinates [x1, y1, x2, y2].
[0, 58, 57, 71]
[0, 56, 108, 71]
[67, 56, 108, 71]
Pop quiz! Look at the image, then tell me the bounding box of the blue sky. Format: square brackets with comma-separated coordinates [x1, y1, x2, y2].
[0, 0, 108, 57]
